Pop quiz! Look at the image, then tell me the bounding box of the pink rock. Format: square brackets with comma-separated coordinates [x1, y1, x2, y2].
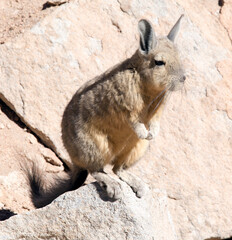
[220, 0, 232, 42]
[0, 0, 231, 239]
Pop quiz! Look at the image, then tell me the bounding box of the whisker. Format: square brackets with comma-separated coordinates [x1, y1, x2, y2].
[163, 90, 172, 110]
[178, 85, 187, 109]
[147, 86, 169, 109]
[183, 84, 187, 96]
[179, 87, 184, 107]
[181, 84, 188, 107]
[165, 90, 172, 104]
[150, 92, 167, 115]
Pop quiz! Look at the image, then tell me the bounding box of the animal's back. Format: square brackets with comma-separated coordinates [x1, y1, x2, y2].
[61, 15, 186, 200]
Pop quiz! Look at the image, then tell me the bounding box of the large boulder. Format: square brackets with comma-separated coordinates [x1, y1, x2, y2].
[0, 0, 141, 165]
[0, 0, 231, 239]
[0, 183, 177, 240]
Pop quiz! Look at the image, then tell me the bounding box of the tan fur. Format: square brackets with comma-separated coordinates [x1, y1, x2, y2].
[61, 16, 185, 199]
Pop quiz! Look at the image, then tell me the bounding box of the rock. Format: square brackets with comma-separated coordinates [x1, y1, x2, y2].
[27, 134, 37, 144]
[45, 0, 68, 7]
[0, 122, 4, 129]
[40, 147, 62, 167]
[0, 183, 177, 240]
[219, 0, 232, 41]
[0, 101, 64, 213]
[0, 0, 55, 43]
[0, 0, 140, 166]
[0, 0, 232, 239]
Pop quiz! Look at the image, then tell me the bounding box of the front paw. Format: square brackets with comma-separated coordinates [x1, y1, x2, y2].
[148, 122, 160, 140]
[134, 123, 149, 139]
[145, 131, 153, 140]
[133, 181, 149, 198]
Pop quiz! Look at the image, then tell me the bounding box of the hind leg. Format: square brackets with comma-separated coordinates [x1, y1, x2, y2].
[114, 169, 149, 198]
[113, 139, 149, 198]
[70, 135, 123, 199]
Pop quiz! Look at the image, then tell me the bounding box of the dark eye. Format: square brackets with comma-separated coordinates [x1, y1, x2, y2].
[155, 60, 165, 66]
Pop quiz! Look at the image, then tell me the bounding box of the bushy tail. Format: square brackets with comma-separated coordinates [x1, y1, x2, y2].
[23, 163, 88, 208]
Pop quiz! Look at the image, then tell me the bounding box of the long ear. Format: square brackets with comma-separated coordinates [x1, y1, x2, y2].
[167, 14, 184, 42]
[138, 19, 157, 55]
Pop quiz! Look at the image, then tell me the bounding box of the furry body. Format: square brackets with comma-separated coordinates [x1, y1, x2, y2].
[62, 35, 185, 199]
[27, 16, 186, 206]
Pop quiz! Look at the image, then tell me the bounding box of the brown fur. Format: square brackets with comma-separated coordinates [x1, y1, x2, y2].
[27, 16, 186, 206]
[61, 16, 185, 199]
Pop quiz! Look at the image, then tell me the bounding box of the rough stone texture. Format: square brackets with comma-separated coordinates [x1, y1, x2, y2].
[0, 183, 177, 240]
[0, 0, 142, 165]
[219, 0, 232, 41]
[0, 0, 55, 44]
[0, 0, 232, 240]
[0, 101, 64, 214]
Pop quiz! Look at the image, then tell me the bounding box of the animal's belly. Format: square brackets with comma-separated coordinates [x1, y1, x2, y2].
[88, 118, 138, 164]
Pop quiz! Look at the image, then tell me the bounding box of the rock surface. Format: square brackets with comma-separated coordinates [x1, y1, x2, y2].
[0, 100, 65, 216]
[0, 0, 55, 44]
[0, 183, 177, 240]
[0, 0, 141, 165]
[0, 0, 232, 240]
[219, 0, 232, 41]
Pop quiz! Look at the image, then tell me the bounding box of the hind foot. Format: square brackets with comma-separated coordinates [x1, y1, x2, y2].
[92, 171, 123, 199]
[114, 168, 148, 198]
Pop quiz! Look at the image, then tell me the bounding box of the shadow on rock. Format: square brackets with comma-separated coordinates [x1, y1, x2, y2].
[0, 209, 16, 221]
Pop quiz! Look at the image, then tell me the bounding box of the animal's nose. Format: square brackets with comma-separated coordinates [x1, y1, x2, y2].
[180, 75, 186, 82]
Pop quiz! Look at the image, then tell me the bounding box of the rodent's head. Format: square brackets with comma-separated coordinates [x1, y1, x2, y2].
[137, 15, 185, 92]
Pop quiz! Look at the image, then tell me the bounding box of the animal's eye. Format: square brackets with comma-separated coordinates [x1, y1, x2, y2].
[155, 60, 165, 66]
